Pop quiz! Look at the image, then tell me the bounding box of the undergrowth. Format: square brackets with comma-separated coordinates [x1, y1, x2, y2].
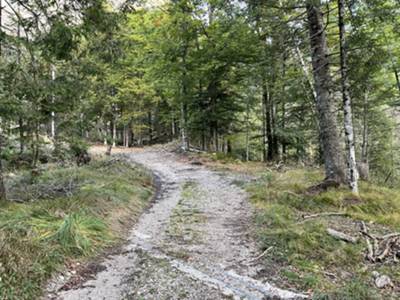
[0, 158, 153, 300]
[247, 168, 400, 299]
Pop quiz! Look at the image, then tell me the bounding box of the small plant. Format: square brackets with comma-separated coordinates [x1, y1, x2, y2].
[69, 139, 91, 166]
[33, 212, 110, 255]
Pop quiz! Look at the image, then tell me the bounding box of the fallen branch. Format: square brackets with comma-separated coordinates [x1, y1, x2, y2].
[361, 222, 375, 262]
[380, 233, 400, 240]
[248, 246, 273, 264]
[377, 237, 398, 262]
[360, 222, 400, 263]
[303, 212, 347, 220]
[327, 228, 358, 243]
[284, 191, 302, 198]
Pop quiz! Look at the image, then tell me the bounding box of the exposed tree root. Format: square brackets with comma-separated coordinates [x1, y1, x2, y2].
[305, 179, 340, 196]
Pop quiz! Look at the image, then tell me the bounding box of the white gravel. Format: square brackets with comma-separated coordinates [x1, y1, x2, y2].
[47, 147, 308, 300]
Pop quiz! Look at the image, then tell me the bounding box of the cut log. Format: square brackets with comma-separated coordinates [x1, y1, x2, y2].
[327, 228, 358, 243]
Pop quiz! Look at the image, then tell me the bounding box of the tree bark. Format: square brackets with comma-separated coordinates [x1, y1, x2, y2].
[0, 131, 6, 202]
[51, 66, 56, 139]
[148, 111, 153, 143]
[359, 92, 370, 180]
[261, 80, 268, 162]
[338, 0, 359, 193]
[264, 81, 278, 161]
[32, 123, 40, 168]
[180, 102, 189, 151]
[0, 0, 2, 57]
[307, 3, 345, 182]
[180, 24, 190, 151]
[281, 54, 287, 157]
[0, 0, 6, 202]
[112, 118, 116, 147]
[123, 124, 129, 148]
[245, 97, 250, 161]
[19, 117, 24, 154]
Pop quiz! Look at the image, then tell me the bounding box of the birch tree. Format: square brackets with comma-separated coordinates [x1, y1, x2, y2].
[0, 0, 6, 201]
[338, 0, 358, 193]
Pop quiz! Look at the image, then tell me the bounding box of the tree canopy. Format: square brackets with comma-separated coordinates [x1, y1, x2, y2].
[1, 0, 400, 197]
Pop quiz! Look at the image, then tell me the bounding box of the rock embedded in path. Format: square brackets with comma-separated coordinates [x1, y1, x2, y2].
[372, 271, 393, 289]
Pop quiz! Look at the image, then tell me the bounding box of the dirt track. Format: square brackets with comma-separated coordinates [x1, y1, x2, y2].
[48, 147, 307, 300]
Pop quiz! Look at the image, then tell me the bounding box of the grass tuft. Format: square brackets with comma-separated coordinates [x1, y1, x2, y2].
[0, 157, 153, 300]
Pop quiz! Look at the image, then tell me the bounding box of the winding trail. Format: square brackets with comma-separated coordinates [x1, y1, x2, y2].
[49, 147, 307, 300]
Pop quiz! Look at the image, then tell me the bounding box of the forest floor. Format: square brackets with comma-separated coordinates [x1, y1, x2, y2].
[0, 156, 153, 300]
[188, 152, 400, 299]
[46, 145, 308, 300]
[44, 145, 400, 300]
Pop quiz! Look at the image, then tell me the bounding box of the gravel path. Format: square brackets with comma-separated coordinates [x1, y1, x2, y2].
[48, 148, 307, 300]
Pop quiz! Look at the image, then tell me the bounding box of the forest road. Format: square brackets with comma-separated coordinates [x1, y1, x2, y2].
[48, 147, 308, 300]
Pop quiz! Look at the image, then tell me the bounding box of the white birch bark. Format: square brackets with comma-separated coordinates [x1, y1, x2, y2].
[180, 102, 189, 151]
[338, 0, 358, 193]
[51, 65, 56, 138]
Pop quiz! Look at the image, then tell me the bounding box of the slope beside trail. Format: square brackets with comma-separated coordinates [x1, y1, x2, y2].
[48, 147, 307, 300]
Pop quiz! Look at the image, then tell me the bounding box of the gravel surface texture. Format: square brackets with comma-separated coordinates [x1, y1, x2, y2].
[46, 147, 307, 300]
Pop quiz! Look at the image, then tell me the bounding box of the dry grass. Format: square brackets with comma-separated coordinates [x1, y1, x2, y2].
[0, 157, 153, 300]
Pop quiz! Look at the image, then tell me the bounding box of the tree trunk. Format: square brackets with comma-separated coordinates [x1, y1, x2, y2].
[19, 117, 24, 154]
[51, 66, 56, 139]
[295, 45, 325, 163]
[295, 45, 317, 102]
[122, 124, 129, 148]
[180, 28, 190, 151]
[112, 119, 116, 147]
[0, 0, 6, 202]
[281, 54, 287, 157]
[0, 0, 2, 57]
[359, 92, 369, 180]
[105, 144, 112, 156]
[0, 131, 6, 202]
[180, 102, 189, 151]
[214, 126, 219, 152]
[270, 99, 279, 159]
[227, 138, 232, 154]
[171, 118, 175, 138]
[338, 0, 358, 193]
[201, 130, 206, 151]
[103, 121, 108, 145]
[264, 83, 278, 161]
[148, 111, 153, 143]
[307, 3, 345, 182]
[245, 97, 250, 161]
[32, 123, 40, 168]
[261, 80, 268, 162]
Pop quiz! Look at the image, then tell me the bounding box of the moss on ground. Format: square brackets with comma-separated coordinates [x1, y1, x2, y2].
[247, 168, 400, 299]
[167, 181, 205, 244]
[0, 158, 153, 300]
